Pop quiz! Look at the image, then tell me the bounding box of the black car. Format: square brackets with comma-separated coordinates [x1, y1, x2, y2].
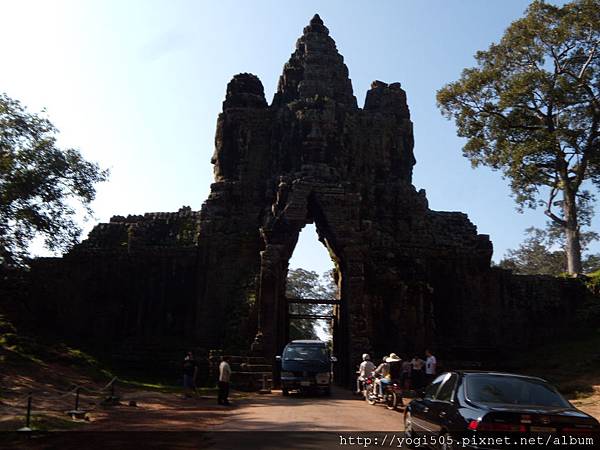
[276, 340, 336, 395]
[404, 371, 599, 449]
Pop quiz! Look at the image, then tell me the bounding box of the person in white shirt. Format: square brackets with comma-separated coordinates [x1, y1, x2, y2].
[425, 349, 437, 384]
[218, 356, 232, 405]
[356, 353, 376, 394]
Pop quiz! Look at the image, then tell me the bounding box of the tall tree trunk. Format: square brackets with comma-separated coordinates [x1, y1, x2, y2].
[563, 190, 582, 275]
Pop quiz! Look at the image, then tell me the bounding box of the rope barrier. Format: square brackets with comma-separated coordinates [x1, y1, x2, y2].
[10, 383, 78, 400]
[0, 400, 32, 414]
[8, 390, 36, 403]
[69, 376, 118, 395]
[55, 386, 80, 399]
[0, 404, 88, 415]
[4, 375, 119, 403]
[0, 376, 122, 429]
[103, 376, 118, 390]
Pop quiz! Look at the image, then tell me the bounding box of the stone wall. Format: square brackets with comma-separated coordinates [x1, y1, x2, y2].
[16, 15, 594, 379]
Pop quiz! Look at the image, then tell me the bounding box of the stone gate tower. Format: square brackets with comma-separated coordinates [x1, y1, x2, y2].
[207, 13, 493, 371]
[27, 15, 586, 381]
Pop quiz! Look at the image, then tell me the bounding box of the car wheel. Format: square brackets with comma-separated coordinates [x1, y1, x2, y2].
[403, 411, 417, 448]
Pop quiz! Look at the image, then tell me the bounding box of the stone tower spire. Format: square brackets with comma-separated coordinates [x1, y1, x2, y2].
[273, 14, 357, 108]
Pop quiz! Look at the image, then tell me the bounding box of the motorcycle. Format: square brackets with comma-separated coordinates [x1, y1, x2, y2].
[364, 375, 403, 410]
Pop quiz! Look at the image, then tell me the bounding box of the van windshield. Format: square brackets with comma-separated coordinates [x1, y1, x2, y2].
[283, 345, 329, 362]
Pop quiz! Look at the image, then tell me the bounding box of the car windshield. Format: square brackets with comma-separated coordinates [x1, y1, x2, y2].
[465, 374, 570, 408]
[283, 345, 329, 362]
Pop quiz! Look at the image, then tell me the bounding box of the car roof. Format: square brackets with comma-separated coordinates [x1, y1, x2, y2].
[288, 340, 326, 345]
[455, 371, 548, 383]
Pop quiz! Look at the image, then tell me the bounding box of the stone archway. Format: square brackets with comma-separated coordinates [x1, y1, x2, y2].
[256, 185, 365, 384]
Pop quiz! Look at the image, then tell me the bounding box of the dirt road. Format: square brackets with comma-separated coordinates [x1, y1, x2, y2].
[214, 387, 404, 431]
[208, 387, 405, 450]
[2, 387, 405, 449]
[5, 382, 600, 449]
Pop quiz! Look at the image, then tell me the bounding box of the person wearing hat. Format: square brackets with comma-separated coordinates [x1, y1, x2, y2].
[377, 353, 402, 397]
[356, 353, 376, 394]
[386, 353, 402, 392]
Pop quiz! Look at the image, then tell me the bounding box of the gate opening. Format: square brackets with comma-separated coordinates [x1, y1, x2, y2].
[286, 224, 339, 351]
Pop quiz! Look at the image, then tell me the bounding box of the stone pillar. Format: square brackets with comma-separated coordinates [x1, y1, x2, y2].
[339, 246, 368, 387]
[257, 243, 286, 360]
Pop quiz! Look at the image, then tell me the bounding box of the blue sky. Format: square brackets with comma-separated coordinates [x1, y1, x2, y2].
[2, 0, 596, 275]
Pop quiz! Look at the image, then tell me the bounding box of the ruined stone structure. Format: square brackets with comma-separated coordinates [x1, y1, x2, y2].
[24, 15, 589, 381]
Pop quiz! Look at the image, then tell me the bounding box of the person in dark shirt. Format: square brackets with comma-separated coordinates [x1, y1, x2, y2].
[183, 351, 198, 398]
[411, 355, 425, 389]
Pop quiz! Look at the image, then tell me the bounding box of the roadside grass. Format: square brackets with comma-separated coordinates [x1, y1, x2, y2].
[117, 378, 217, 396]
[2, 313, 225, 399]
[1, 314, 114, 382]
[114, 375, 251, 399]
[506, 331, 600, 400]
[117, 378, 184, 393]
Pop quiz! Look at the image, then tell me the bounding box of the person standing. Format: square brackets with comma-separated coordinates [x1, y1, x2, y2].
[410, 354, 425, 389]
[218, 355, 232, 405]
[183, 351, 198, 398]
[425, 349, 437, 385]
[401, 357, 412, 390]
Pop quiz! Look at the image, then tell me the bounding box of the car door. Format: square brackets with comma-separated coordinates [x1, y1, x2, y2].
[410, 374, 446, 433]
[430, 373, 460, 437]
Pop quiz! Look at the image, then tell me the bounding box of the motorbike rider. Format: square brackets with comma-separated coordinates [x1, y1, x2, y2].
[374, 356, 390, 397]
[356, 353, 376, 394]
[384, 353, 402, 393]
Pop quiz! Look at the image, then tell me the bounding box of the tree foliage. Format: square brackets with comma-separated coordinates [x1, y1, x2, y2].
[286, 268, 337, 341]
[437, 0, 600, 274]
[498, 226, 600, 275]
[0, 93, 108, 265]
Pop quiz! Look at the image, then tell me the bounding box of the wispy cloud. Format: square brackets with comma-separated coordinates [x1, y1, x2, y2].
[139, 29, 187, 62]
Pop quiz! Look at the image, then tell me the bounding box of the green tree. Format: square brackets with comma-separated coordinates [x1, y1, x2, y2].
[437, 0, 600, 275]
[498, 226, 600, 274]
[585, 254, 600, 272]
[0, 93, 108, 265]
[286, 268, 337, 341]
